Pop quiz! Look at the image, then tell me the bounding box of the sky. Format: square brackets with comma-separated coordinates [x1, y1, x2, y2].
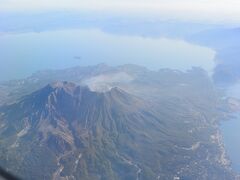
[1, 0, 240, 23]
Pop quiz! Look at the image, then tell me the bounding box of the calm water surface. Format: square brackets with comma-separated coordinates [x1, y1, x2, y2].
[0, 28, 215, 81]
[221, 115, 240, 172]
[221, 84, 240, 173]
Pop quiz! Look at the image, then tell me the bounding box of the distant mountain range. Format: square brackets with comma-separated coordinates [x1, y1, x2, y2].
[187, 27, 240, 86]
[0, 65, 237, 179]
[0, 12, 216, 38]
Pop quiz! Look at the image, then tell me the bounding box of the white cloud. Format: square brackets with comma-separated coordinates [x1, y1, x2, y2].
[1, 0, 240, 23]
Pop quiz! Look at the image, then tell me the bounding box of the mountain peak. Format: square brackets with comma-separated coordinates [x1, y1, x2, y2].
[106, 86, 129, 97]
[44, 81, 90, 95]
[47, 81, 80, 95]
[49, 81, 76, 89]
[14, 81, 140, 117]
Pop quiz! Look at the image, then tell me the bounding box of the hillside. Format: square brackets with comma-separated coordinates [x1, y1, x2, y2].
[0, 78, 236, 179]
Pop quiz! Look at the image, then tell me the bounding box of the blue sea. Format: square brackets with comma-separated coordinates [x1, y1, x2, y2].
[0, 28, 215, 81]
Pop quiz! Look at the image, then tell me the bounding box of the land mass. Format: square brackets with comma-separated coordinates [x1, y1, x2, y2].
[0, 64, 237, 179]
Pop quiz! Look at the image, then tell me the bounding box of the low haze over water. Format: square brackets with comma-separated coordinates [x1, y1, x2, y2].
[0, 28, 215, 81]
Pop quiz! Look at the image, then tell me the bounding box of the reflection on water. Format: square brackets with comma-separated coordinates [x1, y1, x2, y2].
[0, 28, 215, 81]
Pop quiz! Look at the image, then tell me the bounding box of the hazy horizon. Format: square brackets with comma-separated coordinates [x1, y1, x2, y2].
[1, 0, 240, 25]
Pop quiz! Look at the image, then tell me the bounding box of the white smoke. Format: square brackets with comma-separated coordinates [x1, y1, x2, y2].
[82, 72, 134, 92]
